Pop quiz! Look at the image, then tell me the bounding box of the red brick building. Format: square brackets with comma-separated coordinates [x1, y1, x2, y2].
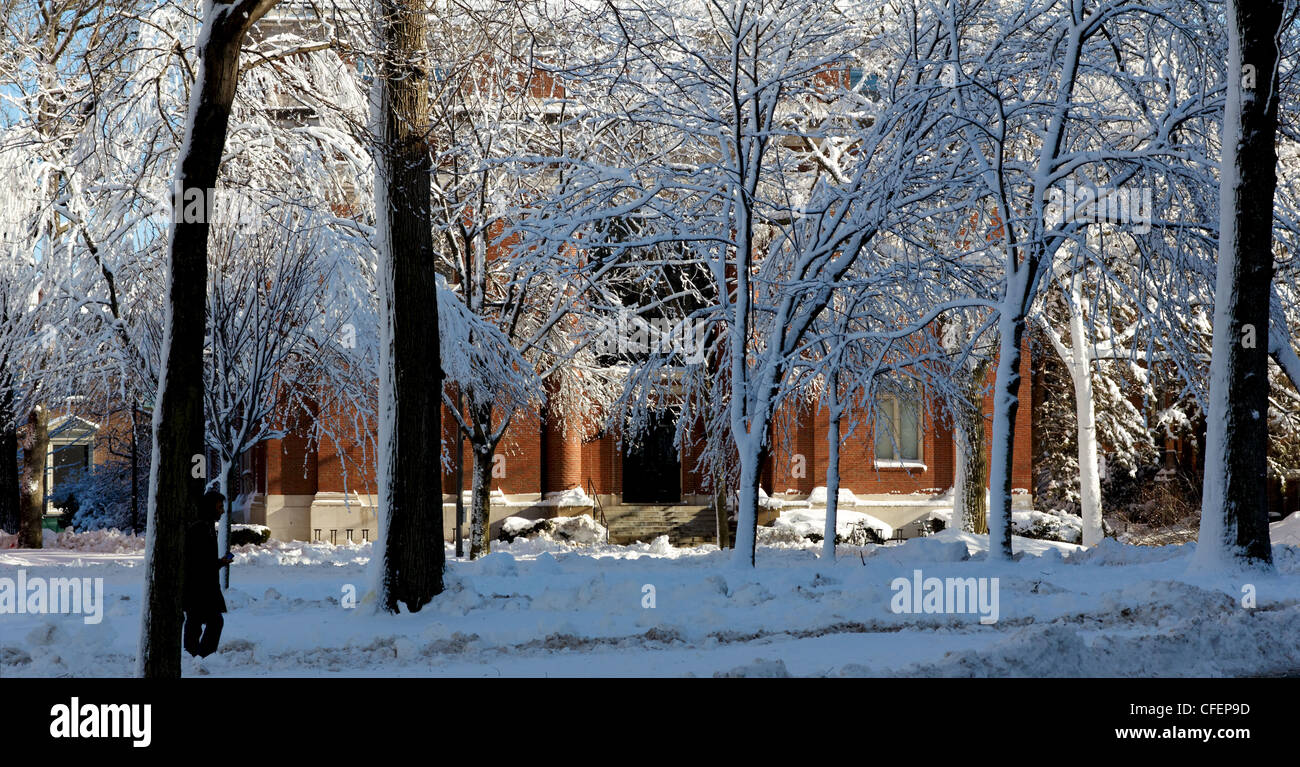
[235, 347, 1035, 545]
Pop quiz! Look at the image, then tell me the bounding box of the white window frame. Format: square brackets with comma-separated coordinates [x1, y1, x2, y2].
[45, 415, 98, 515]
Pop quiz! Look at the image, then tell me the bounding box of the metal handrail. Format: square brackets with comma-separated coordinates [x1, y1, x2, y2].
[587, 478, 609, 544]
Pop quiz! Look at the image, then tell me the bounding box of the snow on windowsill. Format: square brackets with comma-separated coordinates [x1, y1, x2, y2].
[873, 460, 928, 471]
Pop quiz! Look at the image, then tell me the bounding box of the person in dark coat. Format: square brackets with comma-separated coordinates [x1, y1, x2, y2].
[183, 489, 232, 658]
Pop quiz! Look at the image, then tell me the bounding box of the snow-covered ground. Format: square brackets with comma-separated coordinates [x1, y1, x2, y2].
[4, 516, 1300, 677]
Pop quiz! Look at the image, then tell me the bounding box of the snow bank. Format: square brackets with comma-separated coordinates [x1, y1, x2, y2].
[498, 514, 608, 545]
[541, 487, 596, 507]
[1271, 511, 1300, 547]
[928, 507, 1083, 544]
[713, 658, 791, 677]
[232, 539, 373, 568]
[7, 513, 1300, 678]
[1, 528, 145, 553]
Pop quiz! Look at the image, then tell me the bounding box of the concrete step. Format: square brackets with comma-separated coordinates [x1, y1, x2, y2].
[602, 503, 727, 547]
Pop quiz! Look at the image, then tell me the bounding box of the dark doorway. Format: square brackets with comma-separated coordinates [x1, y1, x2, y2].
[622, 410, 681, 504]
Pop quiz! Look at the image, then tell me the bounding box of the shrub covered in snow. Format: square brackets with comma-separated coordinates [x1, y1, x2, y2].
[52, 459, 144, 533]
[230, 524, 271, 547]
[931, 506, 1086, 544]
[1011, 510, 1084, 544]
[770, 507, 893, 545]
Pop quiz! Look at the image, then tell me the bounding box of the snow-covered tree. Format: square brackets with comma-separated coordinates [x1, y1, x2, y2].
[521, 0, 949, 567]
[204, 210, 372, 588]
[0, 180, 48, 538]
[138, 0, 282, 679]
[423, 0, 593, 559]
[1194, 0, 1288, 570]
[919, 0, 1226, 558]
[0, 0, 141, 540]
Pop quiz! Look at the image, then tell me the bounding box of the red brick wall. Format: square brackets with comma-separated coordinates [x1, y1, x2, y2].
[543, 417, 583, 494]
[266, 434, 318, 495]
[439, 401, 543, 496]
[769, 398, 952, 496]
[581, 431, 617, 495]
[315, 435, 376, 495]
[498, 414, 542, 494]
[766, 339, 1033, 497]
[262, 342, 1036, 501]
[310, 395, 377, 495]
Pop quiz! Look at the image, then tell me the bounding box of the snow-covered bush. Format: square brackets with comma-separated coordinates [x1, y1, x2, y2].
[229, 524, 271, 547]
[838, 521, 887, 546]
[771, 507, 893, 543]
[756, 525, 813, 547]
[51, 459, 143, 533]
[1011, 510, 1084, 544]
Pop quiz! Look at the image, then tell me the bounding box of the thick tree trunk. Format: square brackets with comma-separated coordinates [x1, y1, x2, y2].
[987, 313, 1025, 560]
[953, 359, 990, 535]
[1061, 275, 1104, 547]
[374, 0, 444, 611]
[1195, 0, 1283, 569]
[468, 398, 497, 560]
[959, 431, 989, 535]
[1068, 351, 1102, 548]
[138, 0, 278, 679]
[18, 405, 48, 548]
